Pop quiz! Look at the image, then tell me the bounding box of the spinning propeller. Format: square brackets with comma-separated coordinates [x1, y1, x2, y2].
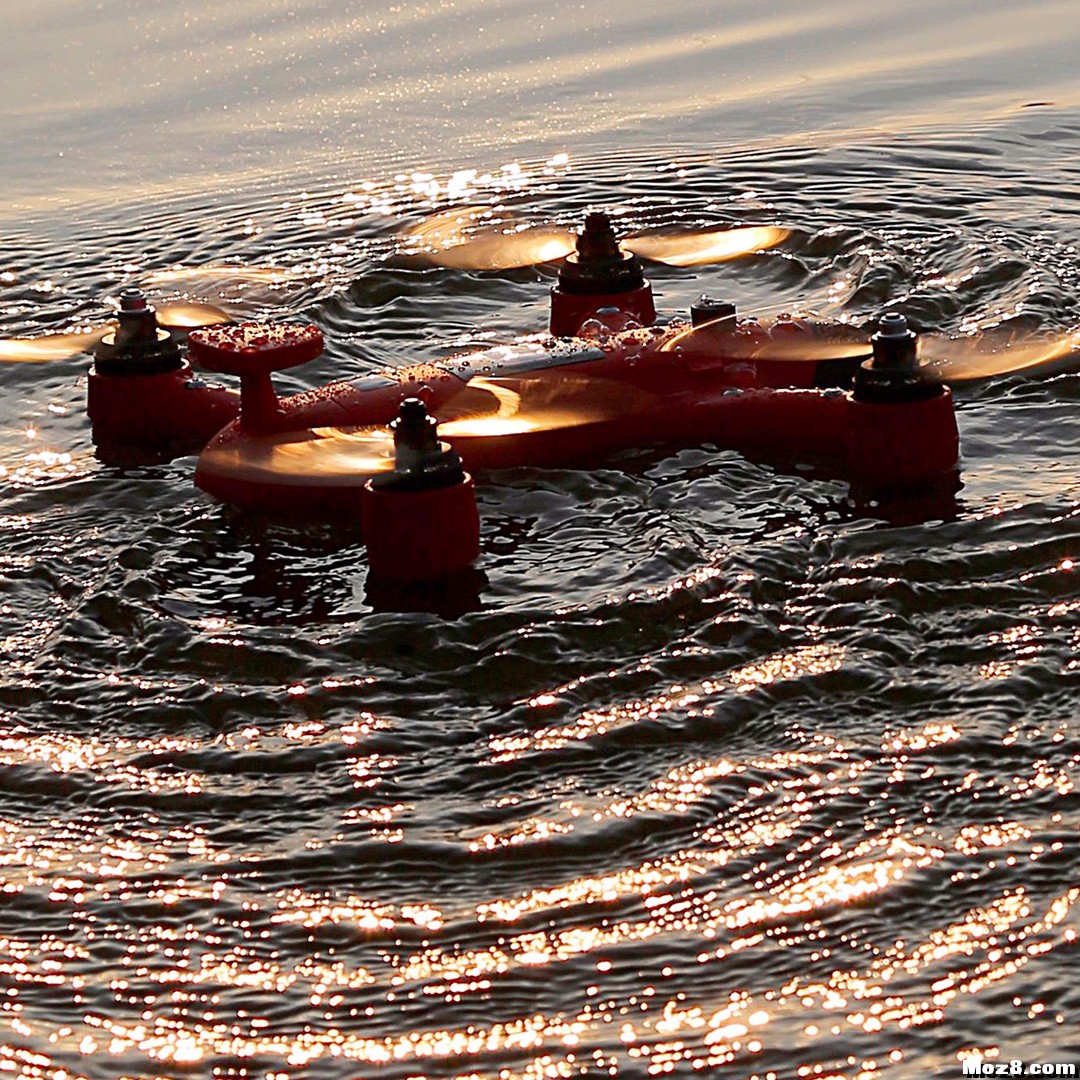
[198, 424, 398, 486]
[662, 305, 1080, 383]
[198, 367, 656, 488]
[0, 291, 232, 363]
[437, 370, 655, 437]
[916, 325, 1080, 382]
[402, 207, 789, 271]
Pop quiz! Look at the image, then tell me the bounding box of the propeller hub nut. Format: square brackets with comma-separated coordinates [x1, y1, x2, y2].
[119, 288, 149, 313]
[393, 397, 441, 463]
[854, 312, 941, 404]
[94, 285, 181, 376]
[557, 212, 646, 296]
[376, 398, 467, 491]
[876, 311, 910, 337]
[870, 311, 918, 370]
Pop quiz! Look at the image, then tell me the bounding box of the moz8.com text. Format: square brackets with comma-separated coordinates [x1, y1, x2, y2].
[962, 1063, 1076, 1077]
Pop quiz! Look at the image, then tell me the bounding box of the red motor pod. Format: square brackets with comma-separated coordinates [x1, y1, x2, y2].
[362, 474, 481, 582]
[87, 363, 240, 451]
[549, 283, 657, 337]
[846, 388, 960, 491]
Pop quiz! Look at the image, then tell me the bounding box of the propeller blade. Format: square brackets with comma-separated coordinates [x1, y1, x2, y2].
[427, 229, 576, 271]
[660, 317, 872, 362]
[623, 225, 789, 267]
[143, 265, 301, 287]
[403, 207, 576, 271]
[436, 371, 657, 438]
[0, 325, 112, 363]
[198, 426, 397, 486]
[155, 300, 234, 330]
[749, 338, 873, 362]
[918, 327, 1080, 382]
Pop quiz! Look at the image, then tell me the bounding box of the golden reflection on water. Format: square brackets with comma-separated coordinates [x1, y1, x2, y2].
[0, 671, 1076, 1075]
[347, 155, 571, 221]
[0, 446, 87, 486]
[13, 872, 1068, 1075]
[1, 841, 1076, 1076]
[492, 643, 845, 761]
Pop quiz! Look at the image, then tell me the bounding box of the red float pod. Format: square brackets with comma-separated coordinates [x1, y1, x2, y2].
[550, 286, 657, 338]
[88, 365, 239, 451]
[845, 313, 960, 491]
[88, 289, 239, 455]
[848, 392, 959, 490]
[549, 212, 656, 336]
[362, 400, 480, 582]
[363, 480, 481, 581]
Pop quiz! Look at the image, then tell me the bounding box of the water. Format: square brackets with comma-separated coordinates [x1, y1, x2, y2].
[3, 2, 1080, 1077]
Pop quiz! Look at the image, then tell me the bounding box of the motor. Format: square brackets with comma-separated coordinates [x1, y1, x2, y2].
[87, 288, 239, 457]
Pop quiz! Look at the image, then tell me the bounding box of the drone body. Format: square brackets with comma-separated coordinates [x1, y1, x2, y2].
[184, 311, 957, 519]
[80, 213, 961, 547]
[4, 209, 1073, 582]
